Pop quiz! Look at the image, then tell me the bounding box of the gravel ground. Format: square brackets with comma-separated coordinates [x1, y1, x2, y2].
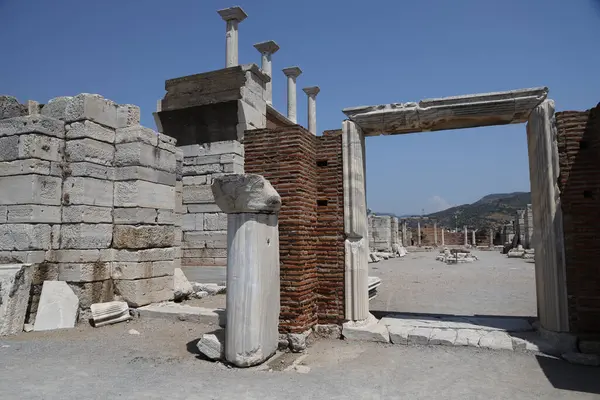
[1, 320, 598, 399]
[369, 250, 537, 317]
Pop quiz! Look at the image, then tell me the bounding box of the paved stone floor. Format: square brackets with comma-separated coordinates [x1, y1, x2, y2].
[369, 250, 536, 318]
[1, 319, 598, 399]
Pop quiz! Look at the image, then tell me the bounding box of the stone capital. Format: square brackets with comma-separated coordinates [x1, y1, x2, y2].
[303, 86, 320, 97]
[282, 66, 302, 78]
[212, 174, 281, 214]
[253, 40, 280, 55]
[217, 6, 248, 22]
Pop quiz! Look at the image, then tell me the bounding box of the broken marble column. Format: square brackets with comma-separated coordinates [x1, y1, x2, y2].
[253, 40, 279, 105]
[33, 281, 79, 331]
[283, 66, 302, 123]
[90, 301, 131, 327]
[303, 86, 320, 135]
[0, 264, 33, 336]
[212, 174, 281, 367]
[218, 6, 248, 68]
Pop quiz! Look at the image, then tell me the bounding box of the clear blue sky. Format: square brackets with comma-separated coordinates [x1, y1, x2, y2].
[2, 0, 599, 215]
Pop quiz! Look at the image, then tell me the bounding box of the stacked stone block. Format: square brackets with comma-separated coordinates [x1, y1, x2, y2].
[180, 141, 243, 266]
[370, 216, 392, 252]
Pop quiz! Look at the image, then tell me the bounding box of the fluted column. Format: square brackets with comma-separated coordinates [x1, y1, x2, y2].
[303, 86, 320, 135]
[253, 40, 280, 105]
[282, 66, 302, 123]
[218, 6, 248, 67]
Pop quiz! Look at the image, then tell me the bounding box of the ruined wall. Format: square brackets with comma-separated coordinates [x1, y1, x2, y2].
[180, 141, 243, 266]
[370, 216, 392, 251]
[244, 126, 319, 333]
[0, 94, 179, 319]
[315, 130, 345, 325]
[556, 105, 600, 334]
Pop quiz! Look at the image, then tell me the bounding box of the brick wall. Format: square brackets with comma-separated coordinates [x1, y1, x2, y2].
[316, 130, 345, 325]
[556, 105, 600, 334]
[244, 126, 319, 333]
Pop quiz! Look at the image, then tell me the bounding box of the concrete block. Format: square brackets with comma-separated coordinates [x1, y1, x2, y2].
[0, 134, 62, 162]
[116, 104, 140, 128]
[63, 93, 119, 128]
[112, 225, 174, 249]
[112, 247, 177, 262]
[115, 141, 176, 173]
[60, 224, 112, 249]
[0, 115, 65, 138]
[113, 208, 158, 225]
[5, 205, 61, 223]
[204, 213, 227, 231]
[33, 281, 79, 331]
[114, 180, 174, 209]
[0, 95, 27, 119]
[113, 165, 176, 185]
[62, 205, 113, 223]
[113, 275, 173, 307]
[65, 138, 114, 166]
[111, 260, 175, 280]
[0, 159, 52, 176]
[66, 120, 115, 143]
[0, 174, 62, 205]
[66, 161, 113, 180]
[115, 125, 158, 146]
[0, 224, 51, 251]
[68, 280, 114, 309]
[58, 262, 112, 282]
[182, 185, 214, 204]
[0, 264, 33, 336]
[63, 177, 113, 207]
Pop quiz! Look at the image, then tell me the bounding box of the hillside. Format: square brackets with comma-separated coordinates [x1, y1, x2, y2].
[425, 192, 531, 229]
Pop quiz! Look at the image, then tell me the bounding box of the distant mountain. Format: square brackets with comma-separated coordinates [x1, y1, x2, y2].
[371, 191, 531, 230]
[425, 192, 531, 229]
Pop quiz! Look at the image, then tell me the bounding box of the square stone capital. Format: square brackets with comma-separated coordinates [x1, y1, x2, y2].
[303, 86, 320, 97]
[282, 66, 302, 78]
[253, 40, 280, 55]
[217, 6, 248, 22]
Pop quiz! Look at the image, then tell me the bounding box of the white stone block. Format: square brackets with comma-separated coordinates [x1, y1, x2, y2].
[58, 262, 112, 282]
[114, 180, 174, 210]
[111, 260, 174, 280]
[429, 328, 458, 346]
[115, 141, 176, 173]
[0, 264, 33, 336]
[66, 161, 114, 180]
[6, 205, 61, 223]
[407, 328, 432, 345]
[0, 224, 51, 251]
[113, 208, 158, 225]
[113, 166, 176, 186]
[62, 205, 113, 223]
[479, 331, 514, 351]
[63, 177, 113, 207]
[0, 115, 65, 138]
[90, 301, 131, 327]
[65, 138, 114, 166]
[173, 267, 193, 301]
[182, 185, 214, 204]
[64, 93, 119, 128]
[0, 175, 62, 205]
[60, 223, 112, 249]
[0, 159, 52, 177]
[33, 281, 79, 331]
[115, 125, 158, 146]
[342, 314, 390, 343]
[454, 329, 484, 347]
[113, 276, 173, 307]
[112, 225, 174, 249]
[66, 120, 115, 143]
[197, 332, 225, 361]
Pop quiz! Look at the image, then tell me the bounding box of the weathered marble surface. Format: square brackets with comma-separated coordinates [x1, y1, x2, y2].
[343, 87, 548, 136]
[0, 264, 33, 336]
[33, 281, 79, 331]
[90, 301, 130, 327]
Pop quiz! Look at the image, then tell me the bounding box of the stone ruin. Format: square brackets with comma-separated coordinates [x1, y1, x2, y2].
[435, 248, 478, 264]
[367, 214, 407, 262]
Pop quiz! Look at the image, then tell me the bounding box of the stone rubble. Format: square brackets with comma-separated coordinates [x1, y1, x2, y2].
[197, 331, 226, 361]
[435, 248, 478, 264]
[173, 268, 194, 301]
[0, 264, 33, 336]
[90, 301, 131, 327]
[33, 281, 79, 331]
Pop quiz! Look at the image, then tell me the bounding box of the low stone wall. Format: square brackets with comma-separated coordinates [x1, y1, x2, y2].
[0, 94, 179, 320]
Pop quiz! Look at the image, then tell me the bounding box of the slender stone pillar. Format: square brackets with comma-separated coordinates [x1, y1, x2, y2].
[417, 221, 421, 246]
[253, 40, 280, 105]
[212, 174, 281, 367]
[434, 222, 438, 246]
[463, 226, 468, 247]
[302, 86, 320, 135]
[401, 220, 407, 247]
[218, 7, 248, 68]
[441, 228, 445, 246]
[489, 228, 494, 247]
[472, 230, 476, 246]
[282, 66, 302, 123]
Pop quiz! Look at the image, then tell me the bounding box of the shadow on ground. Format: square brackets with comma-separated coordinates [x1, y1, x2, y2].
[371, 311, 537, 328]
[536, 355, 600, 395]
